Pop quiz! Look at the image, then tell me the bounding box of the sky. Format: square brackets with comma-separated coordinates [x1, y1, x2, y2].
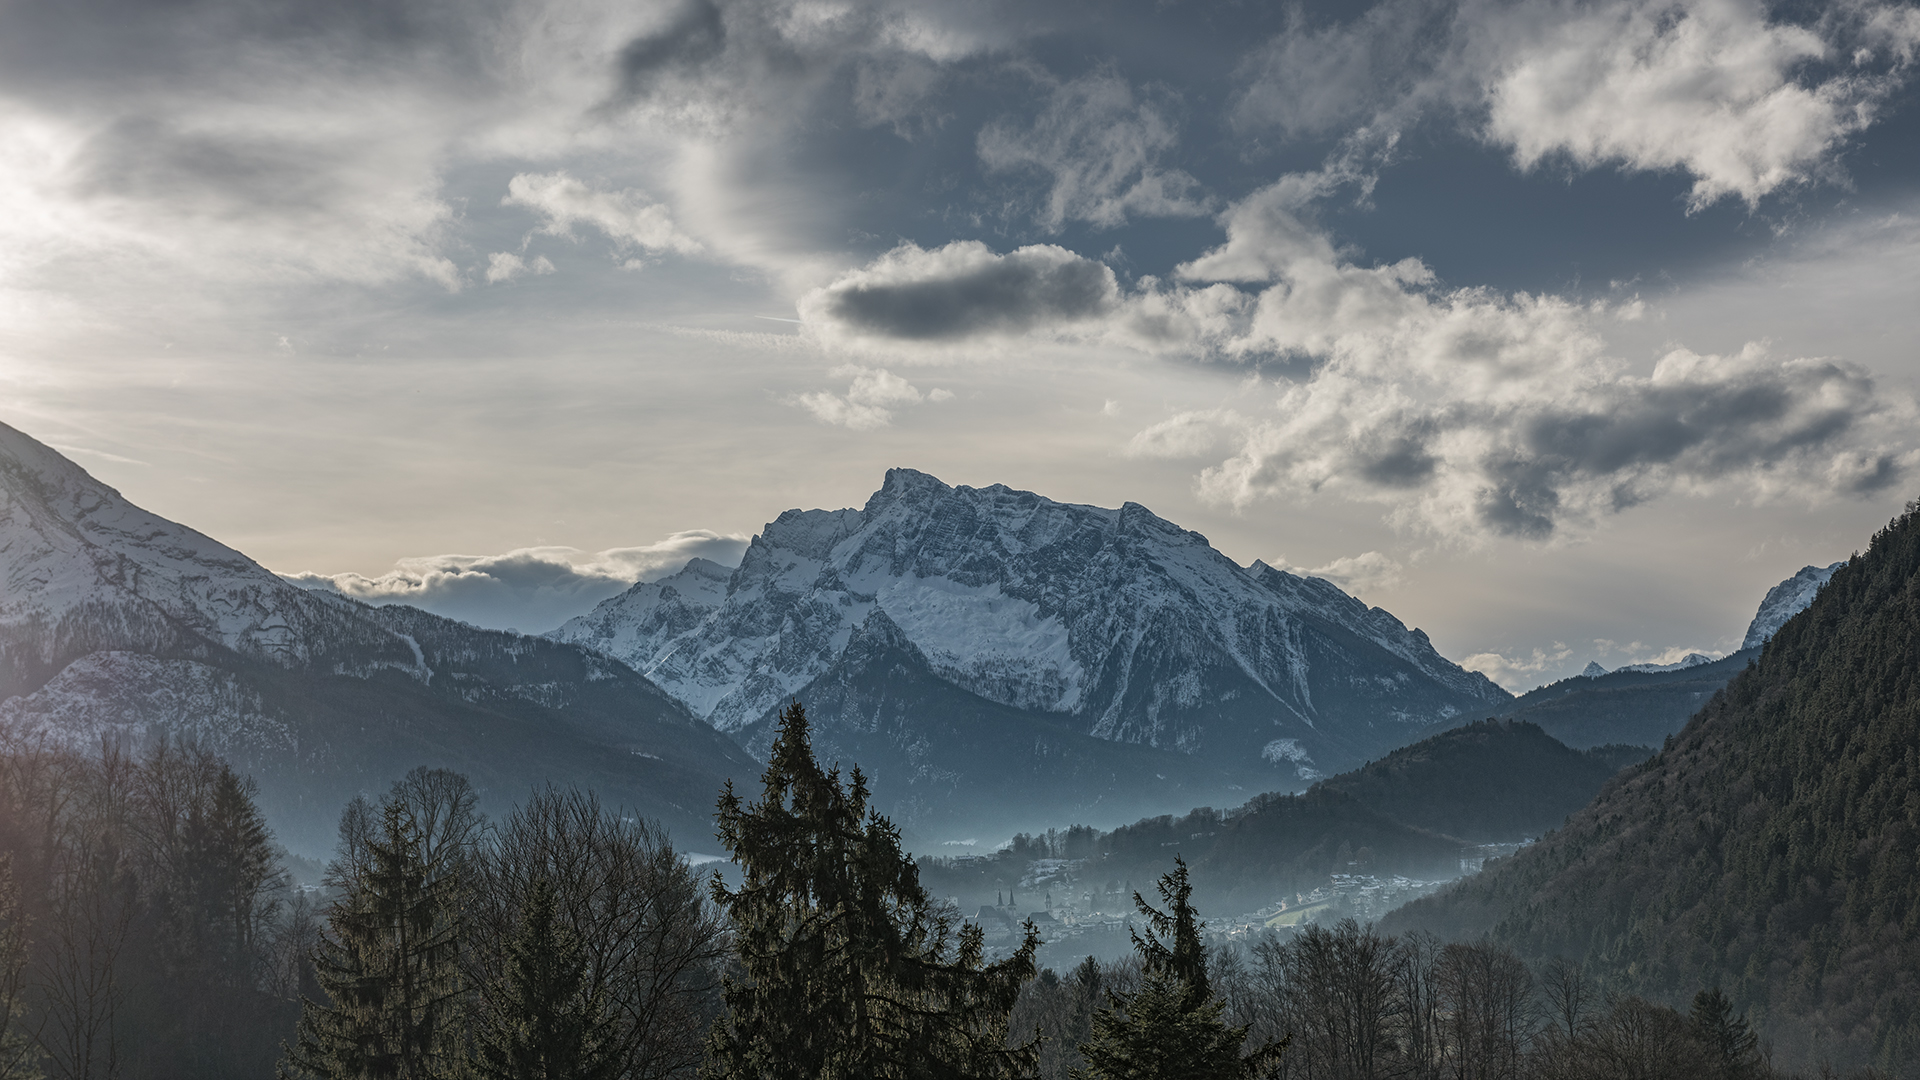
[4, 0, 1920, 689]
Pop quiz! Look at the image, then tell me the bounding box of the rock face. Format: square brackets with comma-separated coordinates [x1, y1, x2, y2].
[1740, 560, 1846, 650]
[0, 422, 755, 854]
[554, 469, 1510, 791]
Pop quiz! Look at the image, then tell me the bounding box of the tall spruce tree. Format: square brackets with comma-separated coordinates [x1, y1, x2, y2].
[1689, 988, 1759, 1080]
[704, 702, 1040, 1080]
[280, 801, 466, 1080]
[1077, 860, 1279, 1080]
[469, 878, 617, 1080]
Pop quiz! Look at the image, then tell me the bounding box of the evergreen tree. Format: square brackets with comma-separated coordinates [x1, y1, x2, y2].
[1127, 857, 1208, 1006]
[183, 764, 283, 985]
[704, 702, 1040, 1080]
[1077, 860, 1278, 1080]
[280, 801, 466, 1080]
[1689, 988, 1759, 1080]
[469, 878, 617, 1080]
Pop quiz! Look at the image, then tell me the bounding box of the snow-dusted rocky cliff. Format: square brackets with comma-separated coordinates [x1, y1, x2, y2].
[1742, 561, 1847, 650]
[554, 469, 1511, 779]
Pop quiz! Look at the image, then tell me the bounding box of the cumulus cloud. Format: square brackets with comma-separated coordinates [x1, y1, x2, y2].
[504, 172, 703, 256]
[1286, 551, 1407, 593]
[1458, 642, 1574, 691]
[1126, 409, 1246, 460]
[799, 241, 1120, 343]
[1125, 179, 1914, 541]
[978, 69, 1210, 230]
[790, 365, 950, 429]
[1228, 0, 1920, 210]
[791, 160, 1913, 542]
[282, 531, 749, 633]
[1473, 0, 1920, 208]
[485, 251, 557, 283]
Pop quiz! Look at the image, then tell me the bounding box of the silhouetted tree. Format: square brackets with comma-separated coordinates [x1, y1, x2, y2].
[704, 702, 1039, 1080]
[1078, 860, 1280, 1080]
[470, 878, 617, 1080]
[280, 802, 465, 1080]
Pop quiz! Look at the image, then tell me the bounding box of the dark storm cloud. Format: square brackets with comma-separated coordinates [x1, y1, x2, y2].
[803, 242, 1120, 341]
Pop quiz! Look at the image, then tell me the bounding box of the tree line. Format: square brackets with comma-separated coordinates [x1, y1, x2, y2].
[0, 705, 1896, 1079]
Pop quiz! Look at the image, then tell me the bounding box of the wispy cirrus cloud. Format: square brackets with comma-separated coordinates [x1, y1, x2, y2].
[978, 68, 1211, 231]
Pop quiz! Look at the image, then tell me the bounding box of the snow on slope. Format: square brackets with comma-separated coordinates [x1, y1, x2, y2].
[1742, 561, 1846, 650]
[0, 421, 335, 666]
[552, 469, 1509, 756]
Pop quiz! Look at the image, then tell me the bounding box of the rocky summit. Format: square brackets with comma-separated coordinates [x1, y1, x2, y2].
[553, 469, 1511, 791]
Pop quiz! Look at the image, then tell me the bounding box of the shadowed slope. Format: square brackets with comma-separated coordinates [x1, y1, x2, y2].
[1387, 504, 1920, 1074]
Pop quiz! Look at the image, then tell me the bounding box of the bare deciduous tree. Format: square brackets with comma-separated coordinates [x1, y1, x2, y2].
[468, 788, 726, 1080]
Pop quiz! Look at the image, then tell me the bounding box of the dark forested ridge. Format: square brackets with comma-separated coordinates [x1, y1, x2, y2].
[1387, 503, 1920, 1074]
[921, 718, 1644, 918]
[1312, 719, 1648, 843]
[1496, 650, 1756, 749]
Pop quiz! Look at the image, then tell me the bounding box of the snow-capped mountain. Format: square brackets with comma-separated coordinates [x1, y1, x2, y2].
[1742, 561, 1846, 650]
[554, 469, 1511, 784]
[0, 421, 753, 852]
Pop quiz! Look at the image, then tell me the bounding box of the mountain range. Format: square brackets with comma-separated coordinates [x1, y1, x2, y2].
[0, 418, 1851, 854]
[549, 468, 1515, 833]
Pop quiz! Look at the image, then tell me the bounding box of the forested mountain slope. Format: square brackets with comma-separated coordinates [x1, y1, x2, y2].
[921, 718, 1643, 916]
[1497, 650, 1756, 749]
[1313, 718, 1647, 843]
[1387, 504, 1920, 1074]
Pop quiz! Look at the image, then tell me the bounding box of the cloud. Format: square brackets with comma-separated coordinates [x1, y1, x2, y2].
[1128, 180, 1916, 541]
[1126, 409, 1245, 460]
[1288, 551, 1406, 593]
[1231, 1, 1450, 139]
[1472, 0, 1920, 209]
[799, 240, 1121, 343]
[504, 172, 703, 256]
[790, 365, 949, 429]
[1459, 642, 1574, 691]
[1227, 0, 1920, 210]
[978, 68, 1210, 231]
[485, 251, 557, 283]
[282, 530, 749, 633]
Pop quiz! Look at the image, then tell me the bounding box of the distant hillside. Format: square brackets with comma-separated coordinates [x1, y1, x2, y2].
[1497, 650, 1755, 749]
[920, 717, 1643, 917]
[1387, 504, 1920, 1073]
[1313, 718, 1647, 843]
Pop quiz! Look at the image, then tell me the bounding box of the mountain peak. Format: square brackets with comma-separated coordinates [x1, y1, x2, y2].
[1742, 560, 1846, 650]
[0, 420, 319, 669]
[553, 469, 1511, 780]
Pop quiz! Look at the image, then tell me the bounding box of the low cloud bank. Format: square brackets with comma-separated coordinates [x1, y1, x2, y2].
[283, 531, 748, 633]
